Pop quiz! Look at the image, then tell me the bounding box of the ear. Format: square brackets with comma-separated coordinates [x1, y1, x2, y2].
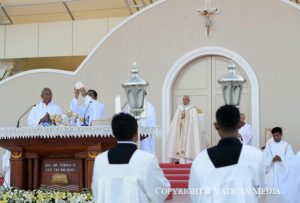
[214, 122, 219, 130]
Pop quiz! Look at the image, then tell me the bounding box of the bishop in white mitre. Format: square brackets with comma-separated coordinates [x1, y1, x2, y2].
[263, 127, 294, 191]
[165, 95, 207, 164]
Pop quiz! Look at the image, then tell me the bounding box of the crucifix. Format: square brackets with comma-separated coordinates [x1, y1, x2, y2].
[197, 0, 220, 37]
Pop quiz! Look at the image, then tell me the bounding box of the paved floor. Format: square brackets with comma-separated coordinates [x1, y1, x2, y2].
[165, 194, 287, 203]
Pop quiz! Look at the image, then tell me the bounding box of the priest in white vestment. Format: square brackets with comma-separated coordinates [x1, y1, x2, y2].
[70, 88, 105, 125]
[238, 113, 253, 145]
[263, 127, 294, 191]
[27, 88, 62, 126]
[279, 152, 300, 203]
[165, 95, 206, 164]
[91, 113, 170, 203]
[189, 105, 263, 203]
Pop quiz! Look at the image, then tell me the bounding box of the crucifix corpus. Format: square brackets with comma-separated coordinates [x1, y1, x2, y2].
[197, 0, 220, 37]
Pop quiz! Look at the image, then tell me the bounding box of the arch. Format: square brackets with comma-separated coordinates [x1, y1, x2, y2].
[162, 46, 260, 160]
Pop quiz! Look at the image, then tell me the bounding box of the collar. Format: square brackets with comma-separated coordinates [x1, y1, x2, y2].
[41, 101, 52, 107]
[218, 137, 242, 146]
[117, 141, 137, 145]
[178, 104, 195, 111]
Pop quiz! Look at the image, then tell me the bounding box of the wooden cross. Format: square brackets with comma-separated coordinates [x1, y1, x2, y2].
[197, 0, 220, 37]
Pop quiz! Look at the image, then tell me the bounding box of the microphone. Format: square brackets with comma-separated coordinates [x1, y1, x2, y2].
[16, 104, 36, 128]
[83, 101, 92, 126]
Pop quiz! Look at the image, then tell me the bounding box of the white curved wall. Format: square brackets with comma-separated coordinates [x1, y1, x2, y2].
[0, 0, 300, 162]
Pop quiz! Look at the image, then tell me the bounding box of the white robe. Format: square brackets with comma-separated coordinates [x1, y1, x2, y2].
[70, 95, 105, 125]
[1, 150, 10, 187]
[139, 101, 156, 154]
[165, 104, 206, 163]
[263, 139, 294, 189]
[91, 150, 170, 203]
[189, 145, 263, 203]
[239, 123, 253, 145]
[27, 101, 62, 126]
[122, 101, 156, 154]
[279, 152, 300, 203]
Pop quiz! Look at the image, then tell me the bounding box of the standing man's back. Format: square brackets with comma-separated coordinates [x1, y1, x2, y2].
[91, 113, 170, 203]
[189, 105, 263, 203]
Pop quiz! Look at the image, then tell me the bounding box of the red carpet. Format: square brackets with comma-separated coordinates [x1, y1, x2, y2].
[160, 163, 192, 200]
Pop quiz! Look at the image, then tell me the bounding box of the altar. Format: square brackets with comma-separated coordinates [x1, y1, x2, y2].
[0, 126, 160, 191]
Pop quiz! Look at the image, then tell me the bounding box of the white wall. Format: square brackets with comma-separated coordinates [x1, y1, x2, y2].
[5, 24, 39, 58]
[0, 17, 126, 59]
[73, 19, 108, 55]
[0, 26, 4, 59]
[39, 21, 73, 57]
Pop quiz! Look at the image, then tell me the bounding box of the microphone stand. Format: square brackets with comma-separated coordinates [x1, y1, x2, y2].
[83, 101, 92, 126]
[16, 104, 36, 128]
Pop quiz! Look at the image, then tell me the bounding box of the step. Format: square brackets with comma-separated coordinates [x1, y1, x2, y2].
[160, 163, 192, 168]
[165, 175, 189, 181]
[170, 181, 189, 188]
[163, 169, 190, 175]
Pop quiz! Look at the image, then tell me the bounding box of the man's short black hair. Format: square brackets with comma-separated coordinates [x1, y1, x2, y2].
[216, 105, 240, 131]
[87, 89, 98, 99]
[111, 113, 138, 141]
[271, 127, 282, 135]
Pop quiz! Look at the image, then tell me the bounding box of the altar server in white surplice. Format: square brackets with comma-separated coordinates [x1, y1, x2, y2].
[238, 113, 253, 145]
[189, 105, 263, 203]
[70, 88, 105, 125]
[123, 98, 157, 154]
[263, 127, 294, 190]
[139, 100, 156, 154]
[91, 113, 170, 203]
[279, 152, 300, 203]
[166, 95, 206, 164]
[27, 88, 62, 126]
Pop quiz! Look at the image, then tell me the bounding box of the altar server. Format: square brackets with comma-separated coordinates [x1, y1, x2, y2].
[1, 150, 10, 187]
[27, 87, 62, 126]
[122, 96, 157, 154]
[263, 127, 294, 189]
[189, 105, 263, 203]
[279, 152, 300, 203]
[91, 113, 170, 203]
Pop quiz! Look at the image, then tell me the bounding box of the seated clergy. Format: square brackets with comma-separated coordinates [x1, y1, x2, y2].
[189, 105, 263, 203]
[27, 87, 62, 126]
[91, 113, 170, 203]
[70, 87, 105, 125]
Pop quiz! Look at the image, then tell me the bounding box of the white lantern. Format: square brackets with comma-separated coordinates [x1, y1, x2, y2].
[218, 63, 246, 107]
[122, 64, 148, 119]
